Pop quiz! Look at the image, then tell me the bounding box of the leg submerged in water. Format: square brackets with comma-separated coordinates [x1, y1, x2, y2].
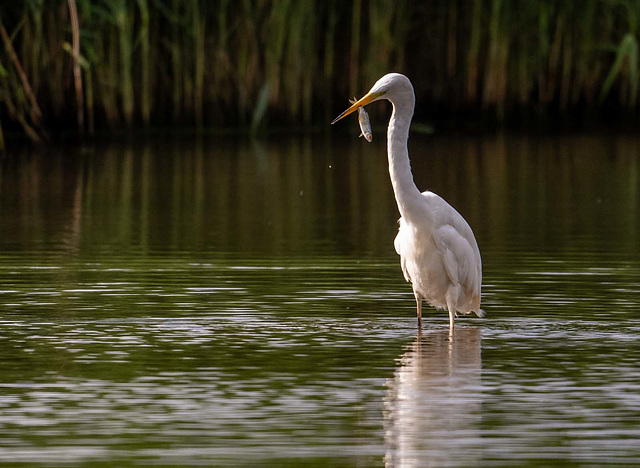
[446, 286, 460, 330]
[448, 304, 455, 329]
[414, 291, 423, 328]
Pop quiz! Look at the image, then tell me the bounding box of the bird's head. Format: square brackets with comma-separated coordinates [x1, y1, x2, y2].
[331, 73, 414, 124]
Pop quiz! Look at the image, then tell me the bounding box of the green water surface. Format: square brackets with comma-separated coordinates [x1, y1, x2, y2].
[0, 133, 639, 466]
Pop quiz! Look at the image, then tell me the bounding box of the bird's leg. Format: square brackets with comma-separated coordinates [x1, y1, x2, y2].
[445, 287, 459, 330]
[414, 292, 422, 329]
[448, 306, 455, 330]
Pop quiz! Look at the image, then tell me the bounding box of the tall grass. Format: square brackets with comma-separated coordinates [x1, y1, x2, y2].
[1, 0, 640, 144]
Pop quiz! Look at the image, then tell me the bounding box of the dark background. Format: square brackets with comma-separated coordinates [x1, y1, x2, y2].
[1, 0, 640, 144]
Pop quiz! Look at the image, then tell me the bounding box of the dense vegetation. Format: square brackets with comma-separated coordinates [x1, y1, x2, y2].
[1, 0, 639, 144]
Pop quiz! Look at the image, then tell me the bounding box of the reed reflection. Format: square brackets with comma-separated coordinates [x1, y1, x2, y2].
[1, 134, 639, 256]
[384, 328, 482, 468]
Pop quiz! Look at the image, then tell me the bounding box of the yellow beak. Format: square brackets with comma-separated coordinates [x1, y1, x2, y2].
[331, 91, 384, 124]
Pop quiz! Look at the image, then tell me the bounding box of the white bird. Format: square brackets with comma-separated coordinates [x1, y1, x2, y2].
[332, 73, 483, 328]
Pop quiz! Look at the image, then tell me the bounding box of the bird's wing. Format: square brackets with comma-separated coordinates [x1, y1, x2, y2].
[433, 223, 481, 299]
[421, 191, 481, 290]
[433, 225, 462, 284]
[423, 190, 481, 299]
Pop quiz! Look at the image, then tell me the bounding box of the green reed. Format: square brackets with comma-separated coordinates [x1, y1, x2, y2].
[1, 0, 640, 145]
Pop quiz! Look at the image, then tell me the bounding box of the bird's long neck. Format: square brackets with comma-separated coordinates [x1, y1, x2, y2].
[387, 101, 423, 221]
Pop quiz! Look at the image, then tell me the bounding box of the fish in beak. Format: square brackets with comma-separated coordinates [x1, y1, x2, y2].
[331, 91, 385, 124]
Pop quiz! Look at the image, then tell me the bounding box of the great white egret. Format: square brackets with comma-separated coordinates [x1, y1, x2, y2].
[332, 73, 483, 328]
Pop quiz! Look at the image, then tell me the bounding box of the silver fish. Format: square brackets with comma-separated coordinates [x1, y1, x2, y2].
[350, 98, 373, 142]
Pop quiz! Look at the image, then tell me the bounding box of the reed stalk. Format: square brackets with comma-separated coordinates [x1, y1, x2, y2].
[0, 21, 42, 125]
[265, 0, 290, 106]
[322, 0, 338, 121]
[112, 0, 134, 126]
[192, 0, 205, 128]
[349, 0, 362, 97]
[167, 0, 181, 121]
[137, 0, 151, 124]
[67, 0, 84, 131]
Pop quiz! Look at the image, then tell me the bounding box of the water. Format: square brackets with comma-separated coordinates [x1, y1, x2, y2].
[0, 133, 639, 466]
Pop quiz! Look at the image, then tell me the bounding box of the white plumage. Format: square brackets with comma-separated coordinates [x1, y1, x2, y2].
[394, 191, 483, 325]
[332, 73, 483, 328]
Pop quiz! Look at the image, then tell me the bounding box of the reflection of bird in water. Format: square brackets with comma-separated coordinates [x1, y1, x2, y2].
[384, 328, 482, 467]
[332, 74, 483, 328]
